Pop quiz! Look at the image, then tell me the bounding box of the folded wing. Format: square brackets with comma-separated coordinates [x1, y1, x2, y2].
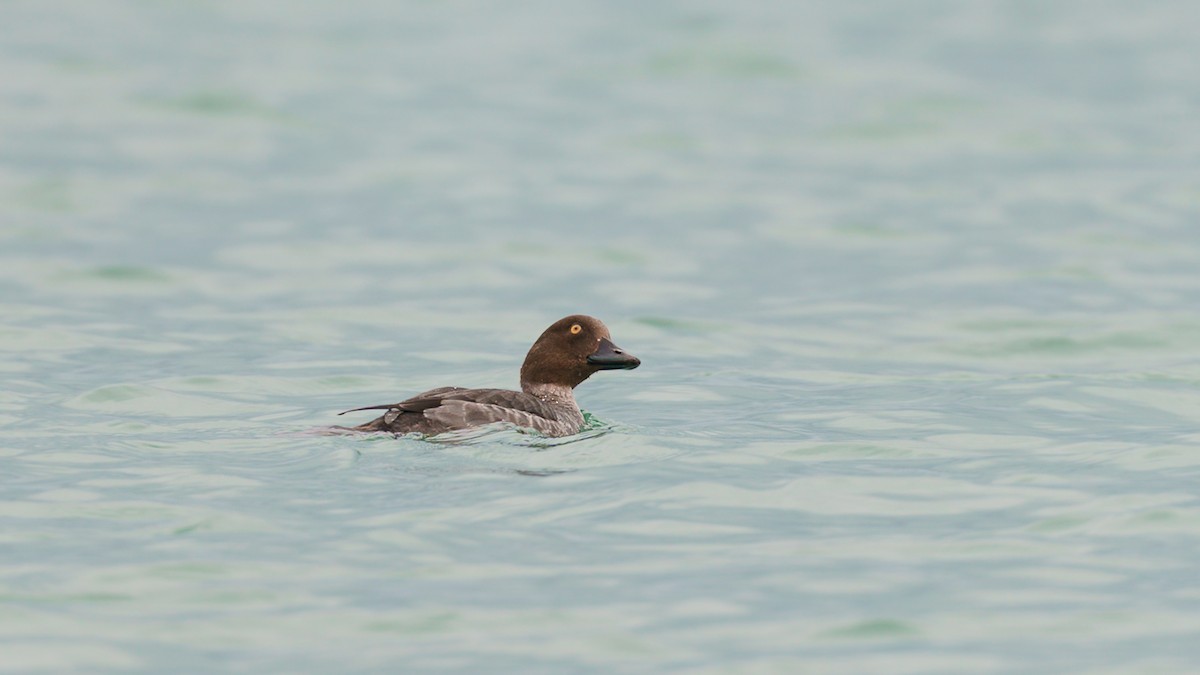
[342, 387, 571, 435]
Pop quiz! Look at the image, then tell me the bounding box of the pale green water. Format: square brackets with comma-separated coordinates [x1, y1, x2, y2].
[3, 1, 1200, 672]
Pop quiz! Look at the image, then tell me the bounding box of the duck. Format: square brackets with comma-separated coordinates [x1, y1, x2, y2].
[337, 315, 640, 437]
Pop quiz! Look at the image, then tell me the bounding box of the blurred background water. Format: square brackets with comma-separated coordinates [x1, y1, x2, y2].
[3, 0, 1200, 672]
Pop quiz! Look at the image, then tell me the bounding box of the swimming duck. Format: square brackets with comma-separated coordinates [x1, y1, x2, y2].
[338, 315, 640, 437]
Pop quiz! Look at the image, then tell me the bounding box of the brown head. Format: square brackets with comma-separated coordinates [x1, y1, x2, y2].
[519, 315, 640, 391]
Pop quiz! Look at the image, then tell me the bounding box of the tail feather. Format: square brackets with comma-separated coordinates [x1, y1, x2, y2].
[338, 404, 399, 416]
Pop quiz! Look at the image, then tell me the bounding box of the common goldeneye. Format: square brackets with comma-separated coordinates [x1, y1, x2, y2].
[338, 315, 640, 437]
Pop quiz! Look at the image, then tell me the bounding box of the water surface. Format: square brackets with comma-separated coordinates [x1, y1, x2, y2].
[3, 1, 1200, 672]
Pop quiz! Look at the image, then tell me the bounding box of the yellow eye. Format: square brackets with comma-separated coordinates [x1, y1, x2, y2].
[570, 324, 582, 335]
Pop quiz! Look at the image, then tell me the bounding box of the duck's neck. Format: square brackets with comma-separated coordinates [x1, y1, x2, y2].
[522, 382, 578, 408]
[523, 382, 583, 428]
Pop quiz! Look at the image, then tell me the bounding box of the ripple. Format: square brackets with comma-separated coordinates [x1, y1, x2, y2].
[819, 618, 921, 641]
[67, 384, 278, 417]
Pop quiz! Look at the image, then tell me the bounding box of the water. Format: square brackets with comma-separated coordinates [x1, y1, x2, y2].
[3, 0, 1200, 671]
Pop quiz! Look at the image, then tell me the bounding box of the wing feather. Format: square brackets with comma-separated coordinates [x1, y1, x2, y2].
[341, 387, 575, 436]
